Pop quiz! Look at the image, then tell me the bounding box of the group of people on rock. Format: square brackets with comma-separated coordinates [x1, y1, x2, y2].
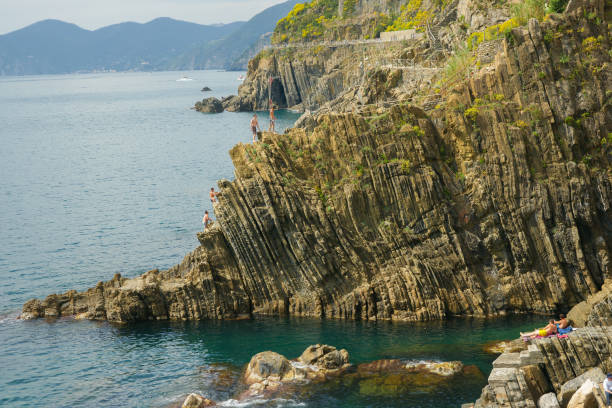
[250, 103, 277, 143]
[520, 314, 573, 339]
[202, 187, 219, 230]
[202, 104, 277, 231]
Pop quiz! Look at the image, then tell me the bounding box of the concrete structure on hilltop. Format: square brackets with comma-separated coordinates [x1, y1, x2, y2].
[380, 29, 424, 41]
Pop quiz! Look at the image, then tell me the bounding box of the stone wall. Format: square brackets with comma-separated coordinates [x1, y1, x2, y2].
[380, 29, 424, 41]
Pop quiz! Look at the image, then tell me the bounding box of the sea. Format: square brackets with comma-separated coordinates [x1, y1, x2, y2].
[0, 70, 539, 408]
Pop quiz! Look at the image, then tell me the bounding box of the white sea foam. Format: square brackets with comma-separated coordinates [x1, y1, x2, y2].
[218, 398, 306, 407]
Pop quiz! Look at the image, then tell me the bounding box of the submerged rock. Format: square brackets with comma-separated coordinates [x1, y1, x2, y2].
[352, 359, 472, 397]
[482, 339, 526, 354]
[201, 87, 212, 92]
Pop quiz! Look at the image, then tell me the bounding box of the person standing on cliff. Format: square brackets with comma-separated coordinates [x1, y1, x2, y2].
[210, 187, 218, 203]
[202, 210, 210, 230]
[250, 114, 260, 143]
[604, 373, 612, 407]
[268, 103, 276, 133]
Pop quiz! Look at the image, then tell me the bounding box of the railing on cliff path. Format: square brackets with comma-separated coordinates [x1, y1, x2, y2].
[263, 37, 409, 51]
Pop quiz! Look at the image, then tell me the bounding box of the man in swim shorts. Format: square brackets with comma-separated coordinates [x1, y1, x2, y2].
[209, 187, 218, 203]
[250, 114, 260, 143]
[202, 210, 210, 230]
[268, 104, 276, 133]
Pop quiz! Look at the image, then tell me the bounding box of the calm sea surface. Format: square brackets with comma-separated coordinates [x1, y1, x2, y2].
[0, 71, 538, 407]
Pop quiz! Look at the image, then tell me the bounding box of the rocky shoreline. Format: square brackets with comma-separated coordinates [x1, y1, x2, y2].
[467, 282, 612, 408]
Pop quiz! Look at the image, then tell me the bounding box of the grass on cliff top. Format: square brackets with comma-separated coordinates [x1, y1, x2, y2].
[440, 0, 561, 87]
[272, 0, 338, 44]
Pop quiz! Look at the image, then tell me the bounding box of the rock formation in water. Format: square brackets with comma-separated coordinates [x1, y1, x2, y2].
[22, 0, 611, 323]
[182, 343, 470, 406]
[195, 97, 224, 113]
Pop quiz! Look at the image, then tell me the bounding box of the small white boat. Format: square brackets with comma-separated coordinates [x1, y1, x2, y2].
[176, 76, 194, 82]
[237, 75, 245, 81]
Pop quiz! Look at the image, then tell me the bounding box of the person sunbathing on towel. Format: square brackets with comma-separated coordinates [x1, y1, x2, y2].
[521, 320, 558, 339]
[555, 314, 569, 329]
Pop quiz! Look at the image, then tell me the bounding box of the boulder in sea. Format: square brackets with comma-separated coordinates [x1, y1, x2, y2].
[182, 393, 215, 407]
[243, 351, 296, 385]
[201, 87, 212, 92]
[195, 97, 224, 113]
[298, 344, 350, 370]
[241, 344, 350, 399]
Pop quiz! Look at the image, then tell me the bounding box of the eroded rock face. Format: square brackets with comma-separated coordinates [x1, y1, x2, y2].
[567, 281, 612, 327]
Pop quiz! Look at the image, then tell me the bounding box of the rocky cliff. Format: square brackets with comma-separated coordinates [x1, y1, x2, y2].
[223, 0, 511, 112]
[469, 280, 612, 408]
[22, 0, 611, 323]
[471, 326, 612, 408]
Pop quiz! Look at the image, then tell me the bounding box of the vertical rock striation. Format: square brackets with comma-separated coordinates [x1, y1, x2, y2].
[22, 0, 611, 323]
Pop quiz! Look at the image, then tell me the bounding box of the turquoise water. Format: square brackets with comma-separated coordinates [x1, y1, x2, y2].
[0, 71, 540, 407]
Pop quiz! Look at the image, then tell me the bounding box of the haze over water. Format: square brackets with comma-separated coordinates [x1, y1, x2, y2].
[0, 71, 538, 408]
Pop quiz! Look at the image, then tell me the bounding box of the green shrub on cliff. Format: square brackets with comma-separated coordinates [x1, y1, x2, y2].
[385, 0, 433, 33]
[272, 0, 338, 44]
[511, 0, 547, 25]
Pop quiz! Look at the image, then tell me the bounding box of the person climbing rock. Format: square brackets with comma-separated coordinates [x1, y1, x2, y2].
[250, 114, 260, 143]
[210, 187, 219, 203]
[202, 210, 210, 230]
[604, 373, 612, 407]
[268, 104, 276, 133]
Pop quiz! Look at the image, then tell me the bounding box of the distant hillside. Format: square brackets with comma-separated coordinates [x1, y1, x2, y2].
[0, 0, 301, 75]
[0, 18, 244, 75]
[165, 0, 301, 71]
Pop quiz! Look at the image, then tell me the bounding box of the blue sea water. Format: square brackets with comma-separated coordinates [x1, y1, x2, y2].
[0, 71, 539, 408]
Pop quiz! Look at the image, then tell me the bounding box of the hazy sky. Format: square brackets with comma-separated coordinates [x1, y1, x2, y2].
[0, 0, 289, 35]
